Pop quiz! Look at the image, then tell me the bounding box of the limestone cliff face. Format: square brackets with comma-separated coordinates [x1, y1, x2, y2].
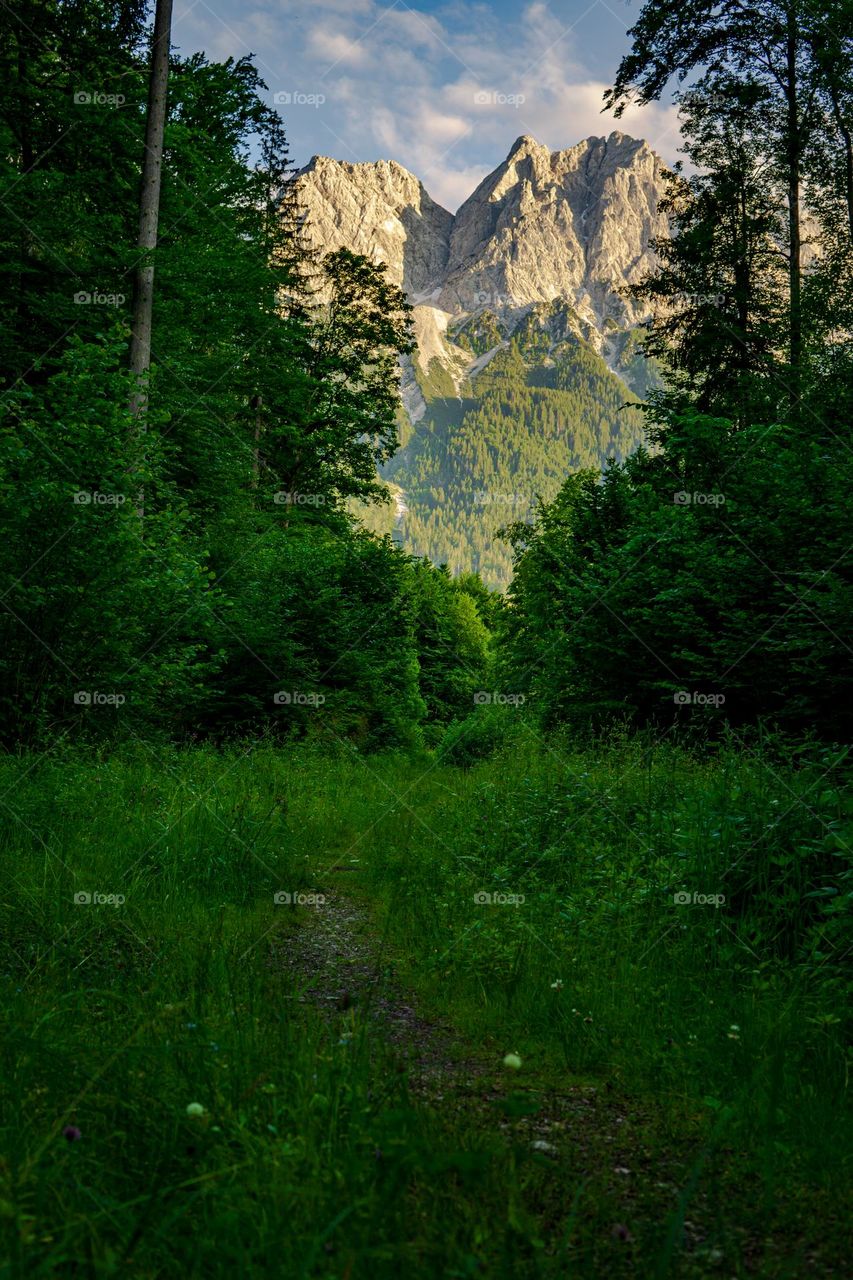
[293, 132, 669, 339]
[439, 132, 667, 329]
[293, 155, 453, 297]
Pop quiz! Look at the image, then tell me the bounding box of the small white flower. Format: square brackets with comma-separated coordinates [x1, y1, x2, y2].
[186, 1102, 205, 1117]
[550, 979, 564, 991]
[503, 1052, 522, 1070]
[531, 1139, 556, 1153]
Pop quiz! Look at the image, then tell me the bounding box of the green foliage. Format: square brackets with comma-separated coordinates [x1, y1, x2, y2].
[0, 1, 468, 749]
[208, 525, 428, 748]
[436, 703, 521, 765]
[503, 13, 853, 741]
[634, 76, 786, 425]
[413, 353, 457, 400]
[405, 562, 492, 730]
[0, 0, 148, 380]
[264, 248, 414, 509]
[0, 335, 216, 740]
[504, 411, 853, 736]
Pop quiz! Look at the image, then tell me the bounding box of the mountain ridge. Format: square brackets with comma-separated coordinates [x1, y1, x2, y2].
[295, 131, 668, 328]
[292, 133, 668, 588]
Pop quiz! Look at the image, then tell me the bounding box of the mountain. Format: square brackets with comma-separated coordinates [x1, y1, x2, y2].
[293, 133, 669, 589]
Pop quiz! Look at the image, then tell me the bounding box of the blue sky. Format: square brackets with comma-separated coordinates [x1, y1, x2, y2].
[171, 0, 682, 210]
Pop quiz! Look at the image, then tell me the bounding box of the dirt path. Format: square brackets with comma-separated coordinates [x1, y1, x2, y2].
[269, 890, 638, 1160]
[264, 895, 830, 1275]
[266, 890, 822, 1273]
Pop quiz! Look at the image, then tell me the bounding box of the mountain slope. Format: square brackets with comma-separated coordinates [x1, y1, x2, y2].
[387, 303, 647, 586]
[294, 134, 667, 588]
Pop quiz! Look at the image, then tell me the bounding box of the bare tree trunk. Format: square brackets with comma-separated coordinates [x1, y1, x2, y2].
[128, 0, 173, 518]
[785, 7, 802, 414]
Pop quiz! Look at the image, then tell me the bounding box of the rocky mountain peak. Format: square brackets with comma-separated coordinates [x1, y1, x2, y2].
[290, 135, 669, 589]
[506, 134, 550, 161]
[294, 155, 453, 295]
[292, 131, 669, 335]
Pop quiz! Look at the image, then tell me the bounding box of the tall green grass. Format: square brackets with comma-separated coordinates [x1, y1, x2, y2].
[0, 734, 849, 1277]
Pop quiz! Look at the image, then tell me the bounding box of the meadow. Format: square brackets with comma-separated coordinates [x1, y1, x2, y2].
[0, 727, 848, 1277]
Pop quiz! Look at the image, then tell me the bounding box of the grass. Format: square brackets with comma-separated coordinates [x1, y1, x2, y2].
[0, 729, 849, 1276]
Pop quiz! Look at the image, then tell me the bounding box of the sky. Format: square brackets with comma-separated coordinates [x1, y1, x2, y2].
[171, 0, 682, 211]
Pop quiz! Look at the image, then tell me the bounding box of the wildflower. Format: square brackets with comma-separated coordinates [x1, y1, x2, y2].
[550, 979, 564, 991]
[727, 1024, 740, 1041]
[503, 1052, 522, 1070]
[186, 1102, 205, 1117]
[62, 1125, 82, 1142]
[531, 1138, 556, 1153]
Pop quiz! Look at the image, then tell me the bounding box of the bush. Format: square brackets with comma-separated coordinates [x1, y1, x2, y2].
[435, 704, 522, 766]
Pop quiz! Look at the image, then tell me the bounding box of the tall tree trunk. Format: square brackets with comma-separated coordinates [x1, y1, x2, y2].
[128, 0, 173, 518]
[785, 7, 802, 414]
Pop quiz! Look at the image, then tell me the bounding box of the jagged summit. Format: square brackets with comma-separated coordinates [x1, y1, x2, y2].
[506, 134, 549, 159]
[293, 133, 668, 327]
[294, 154, 453, 294]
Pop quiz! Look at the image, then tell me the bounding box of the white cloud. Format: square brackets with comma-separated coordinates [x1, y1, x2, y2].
[172, 0, 684, 211]
[307, 28, 371, 68]
[428, 164, 492, 211]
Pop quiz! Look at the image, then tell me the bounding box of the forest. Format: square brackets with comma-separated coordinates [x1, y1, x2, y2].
[386, 306, 650, 590]
[0, 1, 851, 1277]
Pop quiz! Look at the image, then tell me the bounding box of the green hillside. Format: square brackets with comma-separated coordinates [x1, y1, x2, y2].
[383, 302, 649, 588]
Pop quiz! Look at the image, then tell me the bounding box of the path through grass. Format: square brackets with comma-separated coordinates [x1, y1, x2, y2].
[0, 734, 849, 1276]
